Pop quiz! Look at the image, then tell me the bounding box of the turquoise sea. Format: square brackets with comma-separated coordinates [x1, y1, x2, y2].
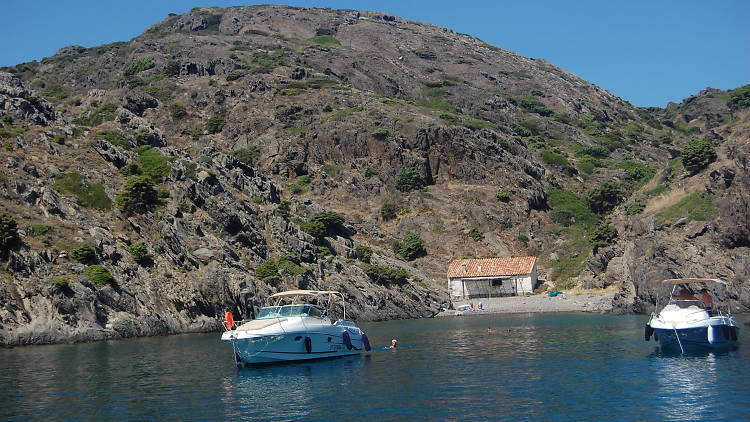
[2, 313, 749, 421]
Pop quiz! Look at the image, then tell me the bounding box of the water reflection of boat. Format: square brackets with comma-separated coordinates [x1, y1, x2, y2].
[221, 290, 371, 365]
[645, 279, 740, 353]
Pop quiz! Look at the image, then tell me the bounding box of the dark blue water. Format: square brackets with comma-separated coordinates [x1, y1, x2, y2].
[2, 313, 749, 421]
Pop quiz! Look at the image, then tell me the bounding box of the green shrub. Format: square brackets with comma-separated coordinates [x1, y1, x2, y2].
[163, 60, 180, 77]
[73, 103, 118, 127]
[301, 212, 345, 239]
[624, 200, 646, 216]
[123, 59, 154, 76]
[119, 162, 141, 176]
[508, 122, 532, 137]
[98, 130, 130, 149]
[289, 175, 311, 194]
[518, 96, 553, 117]
[226, 70, 245, 81]
[413, 48, 437, 60]
[586, 182, 622, 214]
[205, 114, 226, 134]
[0, 214, 20, 256]
[355, 245, 373, 263]
[255, 260, 281, 283]
[232, 146, 262, 167]
[398, 231, 425, 260]
[727, 84, 750, 111]
[315, 246, 333, 260]
[50, 278, 69, 289]
[380, 198, 398, 221]
[681, 139, 717, 174]
[28, 224, 52, 237]
[647, 184, 668, 196]
[469, 227, 485, 242]
[53, 172, 112, 210]
[517, 234, 530, 246]
[540, 150, 573, 170]
[169, 103, 187, 120]
[495, 189, 510, 202]
[136, 146, 171, 183]
[577, 158, 597, 175]
[577, 145, 610, 158]
[360, 263, 410, 284]
[84, 265, 115, 286]
[591, 220, 618, 251]
[548, 188, 598, 228]
[311, 35, 340, 47]
[116, 176, 161, 214]
[395, 168, 425, 193]
[321, 164, 342, 177]
[144, 86, 173, 101]
[71, 244, 97, 264]
[618, 161, 655, 186]
[300, 220, 326, 238]
[553, 279, 578, 291]
[129, 242, 149, 264]
[371, 127, 390, 140]
[255, 255, 309, 283]
[656, 192, 716, 225]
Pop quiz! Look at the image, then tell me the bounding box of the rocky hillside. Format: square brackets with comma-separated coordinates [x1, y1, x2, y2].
[1, 5, 748, 345]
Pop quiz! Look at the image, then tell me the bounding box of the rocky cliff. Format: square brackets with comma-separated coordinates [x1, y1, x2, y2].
[0, 5, 748, 345]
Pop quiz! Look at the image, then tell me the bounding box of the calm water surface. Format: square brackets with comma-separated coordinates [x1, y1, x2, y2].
[2, 313, 749, 421]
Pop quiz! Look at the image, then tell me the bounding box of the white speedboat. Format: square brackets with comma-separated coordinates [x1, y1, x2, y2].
[645, 278, 740, 353]
[221, 290, 371, 364]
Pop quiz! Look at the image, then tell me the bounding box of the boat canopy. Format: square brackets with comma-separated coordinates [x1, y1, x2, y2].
[662, 278, 727, 285]
[270, 289, 341, 298]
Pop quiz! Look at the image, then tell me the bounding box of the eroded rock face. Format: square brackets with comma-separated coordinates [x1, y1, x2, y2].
[0, 140, 448, 346]
[0, 72, 58, 125]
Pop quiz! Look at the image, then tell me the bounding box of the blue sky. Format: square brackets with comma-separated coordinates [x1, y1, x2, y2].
[3, 0, 748, 107]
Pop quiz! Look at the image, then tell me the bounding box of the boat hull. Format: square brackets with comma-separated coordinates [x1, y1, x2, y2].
[650, 320, 740, 351]
[222, 322, 367, 364]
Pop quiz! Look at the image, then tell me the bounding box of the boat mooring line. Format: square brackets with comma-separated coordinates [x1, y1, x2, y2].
[672, 325, 685, 354]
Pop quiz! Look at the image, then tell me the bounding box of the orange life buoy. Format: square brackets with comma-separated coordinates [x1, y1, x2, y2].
[223, 311, 235, 330]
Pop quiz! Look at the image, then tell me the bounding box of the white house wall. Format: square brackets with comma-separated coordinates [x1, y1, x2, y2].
[449, 263, 538, 299]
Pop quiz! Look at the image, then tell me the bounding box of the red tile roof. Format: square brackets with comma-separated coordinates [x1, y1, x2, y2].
[447, 257, 537, 278]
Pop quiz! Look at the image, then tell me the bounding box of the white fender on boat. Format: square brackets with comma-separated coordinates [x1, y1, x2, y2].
[708, 324, 716, 344]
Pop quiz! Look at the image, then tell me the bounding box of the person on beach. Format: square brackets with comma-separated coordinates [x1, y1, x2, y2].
[478, 302, 483, 310]
[389, 339, 398, 349]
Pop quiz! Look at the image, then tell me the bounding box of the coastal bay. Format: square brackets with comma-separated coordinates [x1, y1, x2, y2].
[2, 313, 749, 421]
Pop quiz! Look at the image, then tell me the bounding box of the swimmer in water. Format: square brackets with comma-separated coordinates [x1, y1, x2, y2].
[389, 339, 398, 349]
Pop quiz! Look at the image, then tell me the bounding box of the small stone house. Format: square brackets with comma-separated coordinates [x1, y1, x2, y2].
[447, 257, 538, 299]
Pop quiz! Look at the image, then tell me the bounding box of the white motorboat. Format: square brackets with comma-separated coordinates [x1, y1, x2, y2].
[221, 289, 371, 364]
[645, 278, 740, 353]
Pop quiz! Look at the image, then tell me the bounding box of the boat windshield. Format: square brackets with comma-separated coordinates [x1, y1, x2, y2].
[256, 305, 323, 319]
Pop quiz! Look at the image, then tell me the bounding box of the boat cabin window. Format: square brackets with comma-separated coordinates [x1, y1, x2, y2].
[256, 306, 282, 319]
[256, 305, 325, 319]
